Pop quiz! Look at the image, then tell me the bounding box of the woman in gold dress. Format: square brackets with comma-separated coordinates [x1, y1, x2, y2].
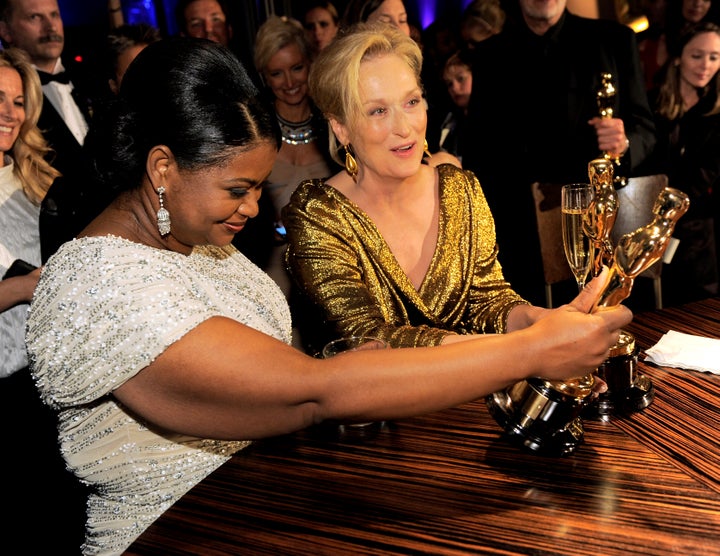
[283, 24, 586, 354]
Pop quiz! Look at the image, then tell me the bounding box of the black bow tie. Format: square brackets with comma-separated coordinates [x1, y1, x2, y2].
[37, 70, 71, 86]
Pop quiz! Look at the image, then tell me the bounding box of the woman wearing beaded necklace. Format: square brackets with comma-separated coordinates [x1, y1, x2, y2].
[253, 15, 338, 306]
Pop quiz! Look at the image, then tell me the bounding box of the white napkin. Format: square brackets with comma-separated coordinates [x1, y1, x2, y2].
[645, 330, 720, 375]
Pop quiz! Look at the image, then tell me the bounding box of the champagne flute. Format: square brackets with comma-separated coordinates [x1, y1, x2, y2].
[561, 183, 595, 292]
[322, 336, 387, 429]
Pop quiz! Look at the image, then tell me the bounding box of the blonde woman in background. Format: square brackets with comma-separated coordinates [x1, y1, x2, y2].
[0, 47, 82, 555]
[0, 47, 59, 377]
[253, 15, 338, 343]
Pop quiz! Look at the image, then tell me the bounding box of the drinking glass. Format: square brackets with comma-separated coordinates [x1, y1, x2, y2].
[561, 183, 595, 292]
[322, 336, 388, 428]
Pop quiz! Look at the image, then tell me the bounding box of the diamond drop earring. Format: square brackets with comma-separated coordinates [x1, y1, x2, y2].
[156, 186, 171, 236]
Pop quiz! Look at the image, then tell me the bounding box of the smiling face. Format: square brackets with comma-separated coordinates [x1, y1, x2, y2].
[0, 66, 24, 158]
[332, 53, 426, 183]
[366, 0, 410, 36]
[164, 142, 276, 250]
[304, 6, 338, 54]
[0, 0, 64, 72]
[263, 42, 310, 109]
[679, 30, 720, 88]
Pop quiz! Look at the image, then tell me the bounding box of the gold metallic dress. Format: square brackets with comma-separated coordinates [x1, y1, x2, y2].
[283, 163, 528, 349]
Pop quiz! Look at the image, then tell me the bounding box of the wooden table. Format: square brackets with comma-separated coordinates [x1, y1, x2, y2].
[127, 298, 720, 555]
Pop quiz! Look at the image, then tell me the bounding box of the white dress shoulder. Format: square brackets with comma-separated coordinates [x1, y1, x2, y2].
[26, 236, 291, 555]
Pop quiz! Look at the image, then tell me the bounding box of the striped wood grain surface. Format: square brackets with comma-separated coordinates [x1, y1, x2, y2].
[127, 298, 720, 556]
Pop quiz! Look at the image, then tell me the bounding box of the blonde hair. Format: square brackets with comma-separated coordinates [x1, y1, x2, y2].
[253, 15, 310, 75]
[0, 48, 60, 205]
[308, 23, 423, 165]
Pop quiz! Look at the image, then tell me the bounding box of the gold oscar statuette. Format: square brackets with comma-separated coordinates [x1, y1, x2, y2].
[486, 159, 689, 455]
[596, 72, 627, 188]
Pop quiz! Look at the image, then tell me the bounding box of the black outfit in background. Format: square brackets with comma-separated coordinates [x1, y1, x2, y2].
[38, 59, 111, 262]
[646, 90, 720, 305]
[460, 10, 656, 306]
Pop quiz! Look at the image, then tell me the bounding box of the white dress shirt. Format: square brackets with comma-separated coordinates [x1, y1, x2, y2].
[37, 58, 89, 146]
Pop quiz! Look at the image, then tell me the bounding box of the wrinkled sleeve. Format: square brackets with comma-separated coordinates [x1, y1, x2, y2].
[283, 181, 452, 348]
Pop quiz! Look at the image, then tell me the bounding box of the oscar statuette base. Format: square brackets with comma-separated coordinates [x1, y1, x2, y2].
[485, 377, 593, 457]
[582, 330, 655, 420]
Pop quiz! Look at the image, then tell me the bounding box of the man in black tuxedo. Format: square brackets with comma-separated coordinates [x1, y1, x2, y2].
[460, 0, 657, 307]
[0, 0, 92, 176]
[0, 0, 105, 260]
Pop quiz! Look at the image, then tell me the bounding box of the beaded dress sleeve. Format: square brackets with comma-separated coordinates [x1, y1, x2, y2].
[26, 237, 291, 555]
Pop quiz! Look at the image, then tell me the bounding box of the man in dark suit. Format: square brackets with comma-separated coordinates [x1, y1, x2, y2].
[460, 0, 657, 307]
[0, 0, 92, 177]
[0, 0, 105, 260]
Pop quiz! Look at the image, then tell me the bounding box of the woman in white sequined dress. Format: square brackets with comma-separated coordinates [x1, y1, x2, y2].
[26, 37, 631, 555]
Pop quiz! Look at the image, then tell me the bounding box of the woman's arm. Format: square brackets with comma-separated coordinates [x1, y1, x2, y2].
[114, 268, 630, 441]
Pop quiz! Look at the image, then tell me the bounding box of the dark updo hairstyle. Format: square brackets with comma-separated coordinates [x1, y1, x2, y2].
[89, 37, 280, 194]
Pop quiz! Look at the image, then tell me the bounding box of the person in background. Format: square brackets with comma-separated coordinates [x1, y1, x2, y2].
[0, 47, 58, 376]
[25, 36, 630, 555]
[106, 23, 162, 96]
[175, 0, 232, 47]
[640, 0, 718, 90]
[637, 0, 669, 90]
[460, 0, 657, 308]
[282, 24, 622, 354]
[302, 0, 340, 59]
[0, 0, 101, 260]
[460, 0, 506, 49]
[434, 49, 473, 161]
[647, 21, 720, 304]
[175, 0, 257, 76]
[0, 0, 93, 179]
[342, 0, 411, 36]
[419, 10, 462, 153]
[253, 14, 337, 307]
[0, 47, 84, 554]
[108, 0, 124, 27]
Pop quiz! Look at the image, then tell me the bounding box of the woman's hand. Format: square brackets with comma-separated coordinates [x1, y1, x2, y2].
[515, 267, 632, 381]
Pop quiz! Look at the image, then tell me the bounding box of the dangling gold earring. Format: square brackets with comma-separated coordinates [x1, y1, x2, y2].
[156, 186, 171, 236]
[423, 139, 432, 158]
[344, 145, 358, 179]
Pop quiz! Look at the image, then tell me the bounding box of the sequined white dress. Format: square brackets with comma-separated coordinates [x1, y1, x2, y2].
[26, 236, 292, 555]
